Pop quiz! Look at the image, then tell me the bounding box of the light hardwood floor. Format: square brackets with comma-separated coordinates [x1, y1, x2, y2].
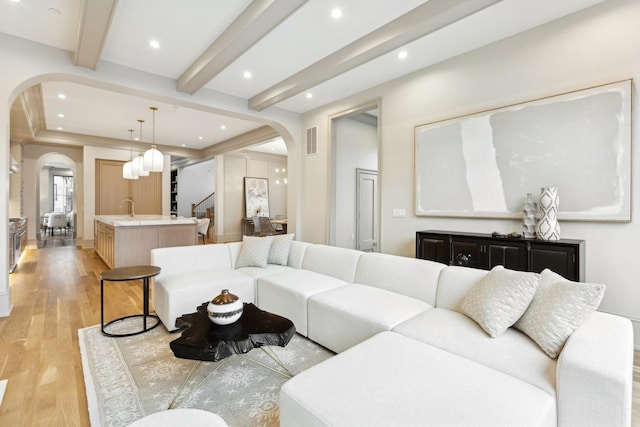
[0, 246, 638, 426]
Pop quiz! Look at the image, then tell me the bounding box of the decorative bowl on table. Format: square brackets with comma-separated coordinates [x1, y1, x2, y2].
[207, 289, 243, 325]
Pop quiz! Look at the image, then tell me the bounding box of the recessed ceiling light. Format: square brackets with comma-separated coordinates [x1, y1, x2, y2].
[56, 127, 63, 131]
[220, 125, 226, 130]
[134, 137, 140, 141]
[243, 71, 252, 79]
[331, 8, 342, 19]
[57, 113, 64, 118]
[10, 0, 20, 3]
[181, 144, 187, 147]
[57, 93, 66, 99]
[149, 40, 160, 49]
[198, 136, 203, 140]
[305, 92, 313, 99]
[398, 51, 408, 60]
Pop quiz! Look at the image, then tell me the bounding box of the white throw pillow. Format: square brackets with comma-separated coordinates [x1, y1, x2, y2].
[514, 269, 605, 358]
[268, 233, 295, 266]
[461, 266, 539, 338]
[235, 235, 273, 268]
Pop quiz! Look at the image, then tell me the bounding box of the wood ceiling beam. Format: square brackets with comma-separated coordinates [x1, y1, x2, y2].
[177, 0, 308, 95]
[73, 0, 118, 70]
[249, 0, 502, 111]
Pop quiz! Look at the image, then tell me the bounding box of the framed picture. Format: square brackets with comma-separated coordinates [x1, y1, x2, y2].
[244, 177, 270, 218]
[415, 80, 632, 221]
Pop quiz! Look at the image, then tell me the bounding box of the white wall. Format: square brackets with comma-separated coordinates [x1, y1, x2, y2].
[177, 159, 215, 218]
[333, 117, 378, 249]
[301, 0, 640, 336]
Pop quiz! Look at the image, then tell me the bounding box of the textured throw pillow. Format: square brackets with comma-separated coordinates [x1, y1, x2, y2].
[268, 233, 295, 266]
[514, 269, 605, 358]
[235, 235, 273, 268]
[461, 266, 539, 338]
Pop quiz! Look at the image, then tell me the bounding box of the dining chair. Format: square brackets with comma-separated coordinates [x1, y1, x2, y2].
[46, 213, 68, 235]
[196, 218, 210, 244]
[252, 216, 277, 237]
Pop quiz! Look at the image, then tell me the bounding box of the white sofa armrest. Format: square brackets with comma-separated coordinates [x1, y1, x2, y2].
[556, 311, 633, 427]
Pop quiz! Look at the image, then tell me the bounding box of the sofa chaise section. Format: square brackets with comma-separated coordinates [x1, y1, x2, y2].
[280, 331, 557, 427]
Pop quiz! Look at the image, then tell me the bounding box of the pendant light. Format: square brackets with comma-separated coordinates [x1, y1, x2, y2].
[123, 129, 139, 180]
[133, 119, 149, 177]
[143, 106, 164, 172]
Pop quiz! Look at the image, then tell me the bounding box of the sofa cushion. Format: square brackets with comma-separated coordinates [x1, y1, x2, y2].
[460, 266, 539, 337]
[434, 266, 488, 311]
[280, 331, 557, 427]
[268, 233, 295, 265]
[354, 252, 444, 304]
[514, 269, 606, 358]
[235, 235, 273, 268]
[256, 269, 349, 336]
[307, 284, 432, 353]
[152, 269, 255, 332]
[393, 308, 556, 395]
[302, 244, 362, 283]
[151, 244, 232, 279]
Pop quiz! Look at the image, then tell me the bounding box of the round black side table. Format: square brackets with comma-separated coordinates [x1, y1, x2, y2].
[100, 265, 162, 337]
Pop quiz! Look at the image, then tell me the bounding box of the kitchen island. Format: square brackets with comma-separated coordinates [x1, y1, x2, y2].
[94, 215, 197, 268]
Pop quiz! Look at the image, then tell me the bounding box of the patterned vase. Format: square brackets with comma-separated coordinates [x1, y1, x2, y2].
[522, 193, 538, 238]
[535, 187, 560, 240]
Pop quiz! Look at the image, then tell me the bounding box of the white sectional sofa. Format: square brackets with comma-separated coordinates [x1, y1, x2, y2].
[150, 238, 633, 427]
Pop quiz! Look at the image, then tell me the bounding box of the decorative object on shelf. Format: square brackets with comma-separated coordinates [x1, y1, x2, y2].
[522, 193, 538, 238]
[143, 106, 164, 172]
[536, 187, 561, 241]
[207, 289, 243, 325]
[122, 129, 139, 180]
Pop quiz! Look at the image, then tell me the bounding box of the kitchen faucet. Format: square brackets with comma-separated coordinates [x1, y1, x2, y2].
[120, 199, 135, 217]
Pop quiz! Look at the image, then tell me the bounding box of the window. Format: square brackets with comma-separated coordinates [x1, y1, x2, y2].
[53, 175, 73, 213]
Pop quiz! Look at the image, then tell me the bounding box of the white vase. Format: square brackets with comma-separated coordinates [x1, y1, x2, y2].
[535, 187, 561, 240]
[207, 289, 243, 325]
[522, 193, 538, 238]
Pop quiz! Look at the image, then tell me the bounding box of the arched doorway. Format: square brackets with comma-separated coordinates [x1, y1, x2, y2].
[31, 152, 79, 248]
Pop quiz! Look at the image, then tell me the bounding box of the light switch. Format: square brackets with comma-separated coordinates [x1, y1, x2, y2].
[392, 208, 406, 218]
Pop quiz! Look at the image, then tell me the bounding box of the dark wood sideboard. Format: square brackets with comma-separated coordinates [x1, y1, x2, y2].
[416, 230, 585, 282]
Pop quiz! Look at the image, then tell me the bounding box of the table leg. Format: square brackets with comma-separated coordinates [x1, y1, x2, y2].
[142, 277, 149, 330]
[100, 278, 105, 334]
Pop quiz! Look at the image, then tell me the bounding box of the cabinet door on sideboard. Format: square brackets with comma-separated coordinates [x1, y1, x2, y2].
[529, 243, 583, 282]
[416, 232, 449, 265]
[484, 241, 527, 271]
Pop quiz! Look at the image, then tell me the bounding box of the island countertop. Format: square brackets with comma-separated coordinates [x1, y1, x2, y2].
[95, 215, 197, 227]
[94, 215, 197, 268]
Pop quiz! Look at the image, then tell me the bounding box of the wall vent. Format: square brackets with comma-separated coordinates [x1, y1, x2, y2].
[306, 126, 318, 156]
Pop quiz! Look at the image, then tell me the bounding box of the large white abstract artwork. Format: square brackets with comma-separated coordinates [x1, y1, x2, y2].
[415, 80, 632, 221]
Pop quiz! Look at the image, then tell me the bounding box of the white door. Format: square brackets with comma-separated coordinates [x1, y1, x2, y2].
[357, 169, 378, 252]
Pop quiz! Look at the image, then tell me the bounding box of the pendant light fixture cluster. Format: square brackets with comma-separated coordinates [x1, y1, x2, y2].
[122, 107, 164, 180]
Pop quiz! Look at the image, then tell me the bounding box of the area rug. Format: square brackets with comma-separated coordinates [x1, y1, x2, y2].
[78, 318, 334, 427]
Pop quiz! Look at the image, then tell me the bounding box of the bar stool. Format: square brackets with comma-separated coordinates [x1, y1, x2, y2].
[101, 265, 161, 337]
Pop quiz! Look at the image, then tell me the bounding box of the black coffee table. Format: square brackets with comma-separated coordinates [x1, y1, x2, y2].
[170, 302, 296, 362]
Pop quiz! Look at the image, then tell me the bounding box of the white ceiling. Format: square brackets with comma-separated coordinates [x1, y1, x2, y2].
[1, 0, 604, 158]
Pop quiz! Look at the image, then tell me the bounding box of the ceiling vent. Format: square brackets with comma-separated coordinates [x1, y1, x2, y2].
[306, 126, 318, 156]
